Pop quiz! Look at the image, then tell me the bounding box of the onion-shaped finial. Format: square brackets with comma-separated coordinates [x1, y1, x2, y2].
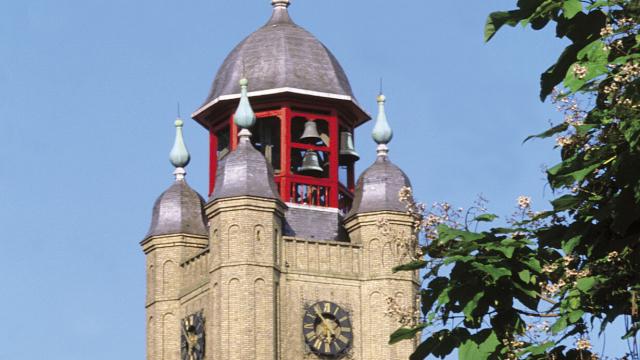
[169, 118, 190, 179]
[372, 93, 393, 150]
[233, 78, 256, 131]
[271, 0, 290, 8]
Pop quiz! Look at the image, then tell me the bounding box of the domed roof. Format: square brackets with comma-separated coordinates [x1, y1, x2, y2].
[211, 135, 280, 201]
[146, 180, 208, 238]
[203, 5, 355, 105]
[347, 155, 412, 217]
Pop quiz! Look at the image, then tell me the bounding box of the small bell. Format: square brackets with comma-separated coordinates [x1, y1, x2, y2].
[339, 131, 359, 164]
[298, 150, 323, 176]
[300, 120, 322, 144]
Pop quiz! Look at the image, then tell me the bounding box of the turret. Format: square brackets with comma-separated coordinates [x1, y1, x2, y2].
[205, 78, 286, 359]
[344, 93, 419, 359]
[141, 119, 208, 360]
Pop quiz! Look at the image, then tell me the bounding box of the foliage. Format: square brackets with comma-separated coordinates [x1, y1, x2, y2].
[394, 1, 640, 359]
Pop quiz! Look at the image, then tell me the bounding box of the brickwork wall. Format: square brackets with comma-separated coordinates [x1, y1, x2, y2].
[143, 199, 419, 360]
[205, 197, 285, 360]
[142, 234, 208, 360]
[346, 212, 420, 360]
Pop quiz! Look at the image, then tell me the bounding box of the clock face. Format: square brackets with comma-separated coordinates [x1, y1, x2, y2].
[181, 311, 205, 360]
[303, 301, 352, 357]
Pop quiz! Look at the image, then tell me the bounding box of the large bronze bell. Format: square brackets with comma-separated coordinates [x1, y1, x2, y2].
[300, 120, 322, 144]
[339, 131, 359, 164]
[298, 150, 323, 176]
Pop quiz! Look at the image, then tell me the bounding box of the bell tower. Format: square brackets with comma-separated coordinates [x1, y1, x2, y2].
[143, 2, 420, 359]
[192, 0, 369, 215]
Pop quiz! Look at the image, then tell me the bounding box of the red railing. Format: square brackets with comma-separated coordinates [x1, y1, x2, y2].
[289, 181, 330, 207]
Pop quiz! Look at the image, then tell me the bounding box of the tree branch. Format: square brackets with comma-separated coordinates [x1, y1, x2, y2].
[516, 309, 560, 318]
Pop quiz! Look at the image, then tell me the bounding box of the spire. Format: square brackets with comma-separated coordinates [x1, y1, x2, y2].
[169, 118, 190, 180]
[372, 93, 393, 157]
[234, 77, 256, 142]
[271, 0, 290, 8]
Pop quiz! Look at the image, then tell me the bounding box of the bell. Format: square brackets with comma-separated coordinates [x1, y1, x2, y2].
[300, 120, 322, 144]
[298, 150, 323, 175]
[339, 131, 359, 163]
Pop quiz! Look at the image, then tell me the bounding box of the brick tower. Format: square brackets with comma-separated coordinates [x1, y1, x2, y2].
[142, 2, 419, 359]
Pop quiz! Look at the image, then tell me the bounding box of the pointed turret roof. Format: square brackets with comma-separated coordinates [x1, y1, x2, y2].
[146, 119, 208, 238]
[347, 93, 412, 217]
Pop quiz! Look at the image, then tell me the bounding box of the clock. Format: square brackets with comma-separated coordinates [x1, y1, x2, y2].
[181, 311, 205, 360]
[303, 301, 353, 357]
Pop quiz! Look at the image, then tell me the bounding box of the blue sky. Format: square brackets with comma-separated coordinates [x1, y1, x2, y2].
[0, 0, 629, 359]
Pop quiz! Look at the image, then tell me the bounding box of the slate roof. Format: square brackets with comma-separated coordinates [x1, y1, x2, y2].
[204, 5, 355, 105]
[283, 205, 347, 242]
[347, 155, 412, 217]
[146, 180, 208, 238]
[210, 136, 280, 201]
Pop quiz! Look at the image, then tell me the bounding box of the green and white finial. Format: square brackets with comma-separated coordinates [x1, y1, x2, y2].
[234, 78, 256, 140]
[169, 118, 190, 180]
[372, 93, 393, 156]
[272, 0, 290, 8]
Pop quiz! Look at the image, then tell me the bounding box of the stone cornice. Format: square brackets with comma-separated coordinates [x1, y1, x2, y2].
[205, 195, 287, 219]
[343, 211, 415, 232]
[141, 233, 209, 254]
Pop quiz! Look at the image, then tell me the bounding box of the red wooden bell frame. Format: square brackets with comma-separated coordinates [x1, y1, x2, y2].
[207, 100, 358, 214]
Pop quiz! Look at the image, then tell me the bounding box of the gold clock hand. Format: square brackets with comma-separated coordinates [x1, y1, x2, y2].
[313, 307, 337, 338]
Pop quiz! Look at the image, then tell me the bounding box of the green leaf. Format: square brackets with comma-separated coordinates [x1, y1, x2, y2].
[569, 309, 585, 322]
[551, 194, 581, 211]
[563, 0, 583, 18]
[577, 39, 609, 62]
[574, 123, 598, 137]
[463, 292, 485, 320]
[485, 239, 518, 259]
[393, 260, 426, 272]
[524, 341, 554, 355]
[472, 263, 511, 281]
[485, 10, 521, 42]
[550, 316, 568, 334]
[576, 276, 598, 292]
[561, 235, 581, 253]
[523, 257, 542, 273]
[474, 213, 499, 222]
[564, 40, 610, 91]
[540, 44, 580, 100]
[587, 1, 610, 10]
[477, 331, 500, 354]
[524, 122, 569, 143]
[459, 330, 499, 360]
[620, 119, 640, 150]
[389, 324, 427, 344]
[437, 225, 484, 243]
[530, 0, 561, 20]
[443, 255, 475, 265]
[497, 245, 515, 259]
[518, 269, 531, 283]
[555, 161, 602, 185]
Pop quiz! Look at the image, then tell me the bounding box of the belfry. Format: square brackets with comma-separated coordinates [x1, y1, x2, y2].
[141, 2, 419, 359]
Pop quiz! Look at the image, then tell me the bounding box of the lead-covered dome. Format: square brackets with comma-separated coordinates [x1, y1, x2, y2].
[347, 155, 412, 217]
[146, 180, 208, 238]
[211, 135, 280, 201]
[204, 4, 355, 105]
